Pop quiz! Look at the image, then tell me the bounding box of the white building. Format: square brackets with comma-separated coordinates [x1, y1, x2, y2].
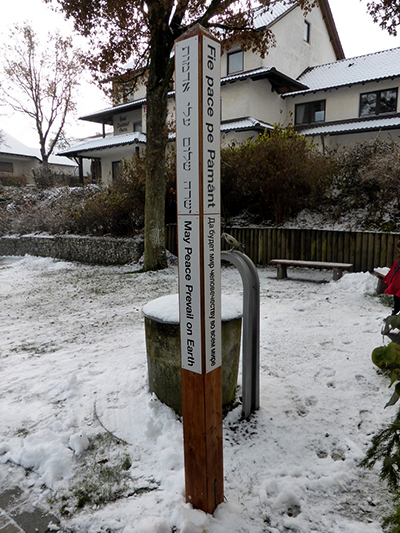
[0, 130, 78, 185]
[60, 0, 400, 183]
[285, 47, 400, 150]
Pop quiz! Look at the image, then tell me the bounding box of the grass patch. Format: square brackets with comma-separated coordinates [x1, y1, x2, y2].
[378, 293, 394, 310]
[10, 341, 58, 356]
[57, 433, 159, 516]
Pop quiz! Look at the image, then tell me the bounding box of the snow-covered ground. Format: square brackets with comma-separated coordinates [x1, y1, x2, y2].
[0, 254, 396, 532]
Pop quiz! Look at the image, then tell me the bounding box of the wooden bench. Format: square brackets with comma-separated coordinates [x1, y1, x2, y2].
[269, 259, 353, 281]
[373, 267, 389, 294]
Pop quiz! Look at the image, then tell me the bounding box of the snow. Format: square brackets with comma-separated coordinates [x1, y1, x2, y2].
[374, 267, 390, 277]
[142, 293, 242, 323]
[294, 47, 400, 94]
[0, 254, 396, 532]
[0, 130, 76, 167]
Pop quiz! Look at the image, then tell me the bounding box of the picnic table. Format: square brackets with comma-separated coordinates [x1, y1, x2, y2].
[373, 267, 389, 294]
[269, 259, 353, 281]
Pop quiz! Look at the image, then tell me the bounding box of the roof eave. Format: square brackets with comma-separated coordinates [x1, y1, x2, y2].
[79, 99, 146, 125]
[59, 137, 146, 158]
[80, 91, 174, 125]
[282, 74, 400, 98]
[296, 113, 400, 135]
[221, 67, 308, 92]
[0, 152, 41, 161]
[254, 2, 298, 31]
[318, 0, 345, 60]
[267, 68, 308, 93]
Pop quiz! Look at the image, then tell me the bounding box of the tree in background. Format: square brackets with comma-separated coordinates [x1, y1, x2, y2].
[45, 0, 317, 271]
[0, 23, 83, 166]
[367, 0, 400, 35]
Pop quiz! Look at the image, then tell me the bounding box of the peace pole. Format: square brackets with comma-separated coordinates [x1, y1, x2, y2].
[175, 25, 223, 514]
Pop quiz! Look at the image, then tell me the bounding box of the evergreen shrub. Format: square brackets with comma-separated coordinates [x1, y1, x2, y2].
[221, 125, 334, 224]
[331, 138, 400, 230]
[70, 152, 176, 236]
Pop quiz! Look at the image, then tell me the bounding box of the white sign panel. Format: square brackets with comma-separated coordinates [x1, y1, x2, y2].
[178, 215, 202, 373]
[202, 36, 221, 372]
[176, 36, 200, 216]
[202, 36, 221, 216]
[204, 214, 221, 372]
[176, 31, 221, 376]
[114, 113, 132, 135]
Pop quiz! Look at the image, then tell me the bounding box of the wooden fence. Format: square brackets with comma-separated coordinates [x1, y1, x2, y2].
[166, 225, 400, 272]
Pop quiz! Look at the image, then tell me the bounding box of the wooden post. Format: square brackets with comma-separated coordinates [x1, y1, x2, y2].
[175, 26, 223, 514]
[78, 156, 84, 185]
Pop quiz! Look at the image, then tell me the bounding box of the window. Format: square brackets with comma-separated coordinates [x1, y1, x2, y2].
[133, 122, 142, 133]
[91, 159, 101, 182]
[227, 50, 244, 75]
[0, 161, 13, 173]
[295, 100, 326, 125]
[112, 161, 122, 181]
[360, 88, 398, 116]
[304, 20, 311, 43]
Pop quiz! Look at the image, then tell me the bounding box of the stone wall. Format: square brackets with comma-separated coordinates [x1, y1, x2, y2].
[0, 235, 144, 265]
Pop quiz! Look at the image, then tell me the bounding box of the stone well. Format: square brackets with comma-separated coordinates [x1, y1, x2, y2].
[143, 294, 242, 416]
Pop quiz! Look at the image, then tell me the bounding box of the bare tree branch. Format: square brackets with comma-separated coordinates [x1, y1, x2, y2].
[0, 23, 83, 164]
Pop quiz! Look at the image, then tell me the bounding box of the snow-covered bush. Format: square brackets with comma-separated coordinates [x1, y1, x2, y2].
[331, 138, 400, 231]
[0, 185, 100, 236]
[70, 158, 146, 236]
[33, 165, 81, 189]
[69, 154, 177, 236]
[0, 174, 27, 187]
[221, 125, 334, 224]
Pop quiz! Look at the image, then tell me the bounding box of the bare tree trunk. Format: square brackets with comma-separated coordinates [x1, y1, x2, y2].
[143, 85, 168, 271]
[143, 4, 174, 271]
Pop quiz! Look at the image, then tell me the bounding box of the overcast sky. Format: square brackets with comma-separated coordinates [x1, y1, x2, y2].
[1, 0, 400, 148]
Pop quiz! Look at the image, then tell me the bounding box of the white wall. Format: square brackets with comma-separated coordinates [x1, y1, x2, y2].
[0, 156, 39, 184]
[0, 155, 77, 185]
[221, 129, 259, 147]
[221, 78, 286, 125]
[285, 79, 400, 125]
[221, 80, 252, 120]
[220, 4, 338, 80]
[267, 5, 337, 75]
[113, 109, 143, 135]
[100, 146, 145, 185]
[127, 82, 147, 101]
[217, 2, 340, 131]
[309, 128, 400, 151]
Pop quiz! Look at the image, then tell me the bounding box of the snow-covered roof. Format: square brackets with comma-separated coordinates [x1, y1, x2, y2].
[167, 116, 271, 140]
[80, 98, 147, 125]
[59, 131, 146, 156]
[0, 130, 76, 167]
[251, 0, 343, 60]
[64, 117, 269, 153]
[81, 66, 306, 128]
[298, 115, 400, 136]
[253, 1, 295, 29]
[222, 66, 275, 84]
[83, 65, 302, 125]
[221, 66, 307, 92]
[0, 131, 39, 159]
[289, 47, 400, 96]
[221, 117, 272, 133]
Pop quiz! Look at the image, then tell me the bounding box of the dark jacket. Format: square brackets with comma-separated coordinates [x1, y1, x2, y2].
[384, 258, 400, 297]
